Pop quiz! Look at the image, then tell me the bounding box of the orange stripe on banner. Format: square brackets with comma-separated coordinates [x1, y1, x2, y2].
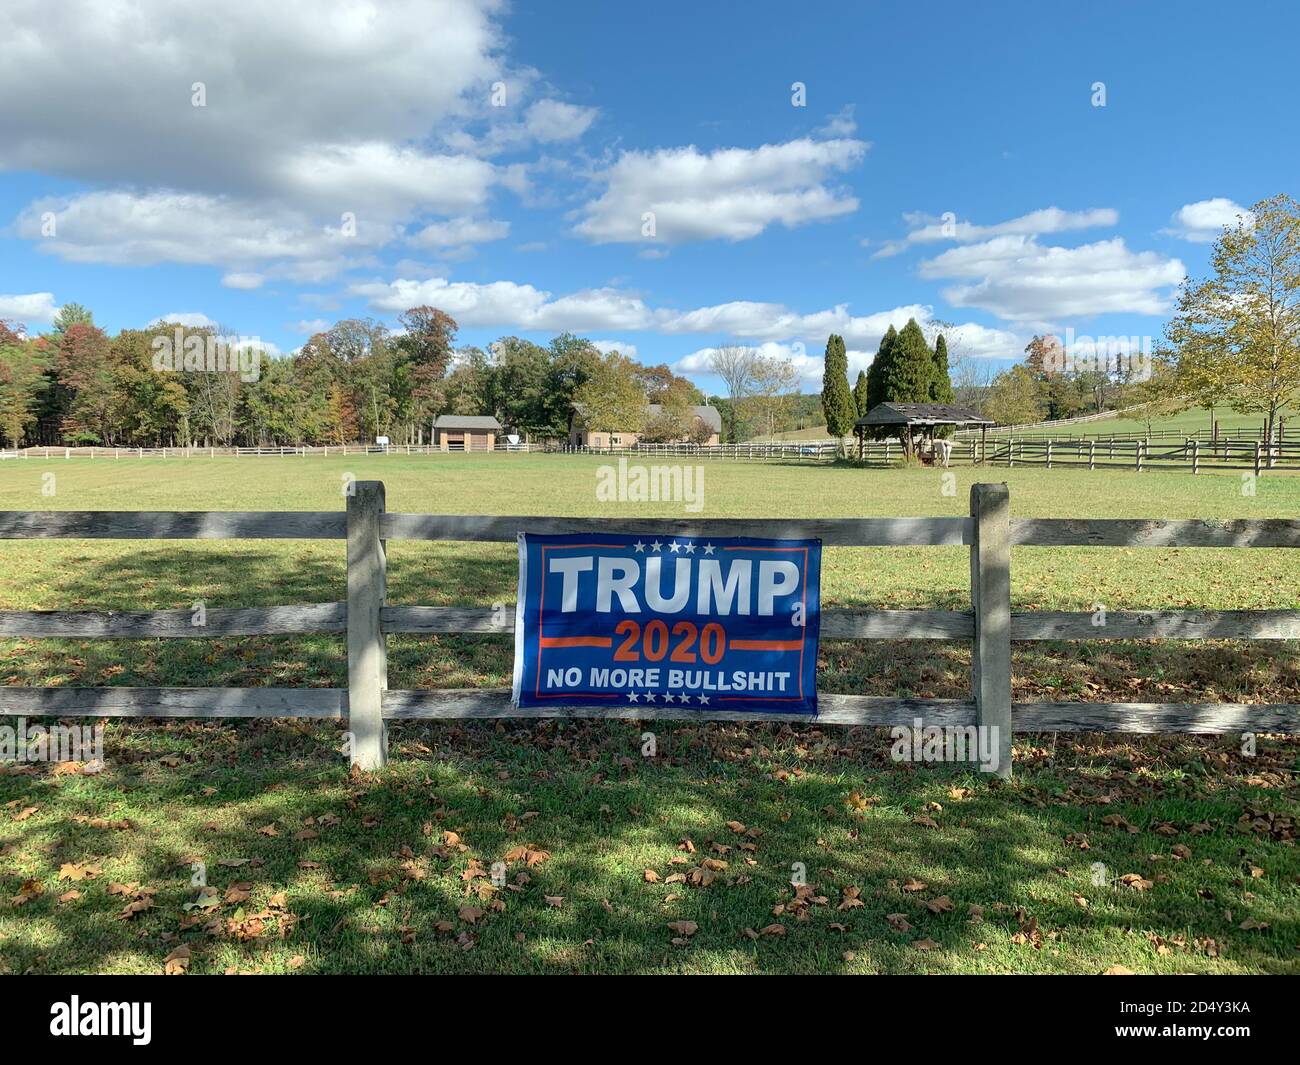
[729, 639, 804, 651]
[540, 635, 613, 648]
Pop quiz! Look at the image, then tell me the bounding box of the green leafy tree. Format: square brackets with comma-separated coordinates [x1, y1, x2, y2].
[109, 329, 188, 445]
[865, 324, 897, 413]
[882, 319, 935, 403]
[542, 334, 602, 437]
[1165, 193, 1300, 441]
[0, 330, 49, 446]
[748, 354, 798, 439]
[820, 334, 856, 453]
[641, 385, 693, 442]
[572, 351, 647, 435]
[55, 322, 115, 444]
[984, 365, 1043, 426]
[52, 302, 94, 337]
[930, 334, 955, 404]
[852, 369, 869, 418]
[395, 306, 458, 442]
[486, 337, 552, 435]
[443, 347, 492, 416]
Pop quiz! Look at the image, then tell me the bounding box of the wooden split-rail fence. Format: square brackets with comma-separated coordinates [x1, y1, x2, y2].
[1, 482, 1297, 778]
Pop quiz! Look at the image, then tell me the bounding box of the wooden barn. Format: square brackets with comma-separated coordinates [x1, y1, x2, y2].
[433, 415, 501, 452]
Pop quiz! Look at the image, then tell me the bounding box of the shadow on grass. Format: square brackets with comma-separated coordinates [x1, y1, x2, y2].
[2, 717, 1298, 974]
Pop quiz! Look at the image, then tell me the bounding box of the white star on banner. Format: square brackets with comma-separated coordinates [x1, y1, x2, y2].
[684, 542, 696, 554]
[679, 693, 691, 703]
[669, 541, 681, 553]
[703, 543, 715, 555]
[627, 692, 639, 702]
[651, 540, 663, 552]
[663, 692, 676, 703]
[633, 540, 645, 553]
[697, 694, 710, 705]
[644, 692, 657, 702]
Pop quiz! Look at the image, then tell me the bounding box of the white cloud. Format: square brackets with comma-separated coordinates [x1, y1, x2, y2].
[590, 339, 638, 358]
[16, 191, 382, 279]
[0, 0, 504, 197]
[657, 301, 934, 350]
[524, 100, 597, 143]
[443, 99, 598, 156]
[277, 143, 494, 216]
[293, 319, 331, 334]
[0, 292, 59, 325]
[873, 207, 1118, 257]
[410, 217, 510, 248]
[221, 272, 265, 290]
[815, 106, 857, 138]
[920, 236, 1185, 323]
[232, 338, 282, 357]
[148, 312, 217, 328]
[1, 0, 512, 277]
[355, 274, 1019, 365]
[574, 138, 867, 244]
[1162, 198, 1254, 243]
[354, 276, 655, 332]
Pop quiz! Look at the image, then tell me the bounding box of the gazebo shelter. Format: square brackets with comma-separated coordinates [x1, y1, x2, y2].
[854, 402, 995, 465]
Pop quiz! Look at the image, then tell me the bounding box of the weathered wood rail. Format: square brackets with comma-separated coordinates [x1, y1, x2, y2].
[1, 482, 1297, 778]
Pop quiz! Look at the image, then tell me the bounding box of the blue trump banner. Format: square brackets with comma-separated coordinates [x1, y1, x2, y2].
[512, 532, 821, 715]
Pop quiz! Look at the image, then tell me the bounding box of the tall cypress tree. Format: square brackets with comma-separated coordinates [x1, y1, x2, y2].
[852, 369, 869, 417]
[820, 333, 856, 453]
[882, 318, 935, 402]
[930, 333, 955, 404]
[865, 324, 897, 413]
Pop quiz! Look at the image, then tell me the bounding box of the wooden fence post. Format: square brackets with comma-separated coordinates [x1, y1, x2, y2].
[347, 480, 387, 770]
[970, 483, 1013, 778]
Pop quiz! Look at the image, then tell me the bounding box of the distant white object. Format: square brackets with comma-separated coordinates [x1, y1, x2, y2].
[507, 434, 521, 446]
[375, 436, 390, 447]
[935, 439, 952, 467]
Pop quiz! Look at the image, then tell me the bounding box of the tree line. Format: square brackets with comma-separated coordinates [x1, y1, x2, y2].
[0, 307, 706, 448]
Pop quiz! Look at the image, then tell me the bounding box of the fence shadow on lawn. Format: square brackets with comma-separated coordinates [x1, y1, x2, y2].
[4, 714, 1297, 974]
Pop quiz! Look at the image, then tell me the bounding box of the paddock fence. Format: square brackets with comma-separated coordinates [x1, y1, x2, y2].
[1, 481, 1298, 778]
[5, 436, 1297, 474]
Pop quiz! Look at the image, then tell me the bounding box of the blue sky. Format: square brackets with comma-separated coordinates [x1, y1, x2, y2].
[0, 0, 1292, 392]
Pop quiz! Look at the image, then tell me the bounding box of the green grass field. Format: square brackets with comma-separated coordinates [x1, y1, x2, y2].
[986, 405, 1291, 440]
[0, 454, 1297, 974]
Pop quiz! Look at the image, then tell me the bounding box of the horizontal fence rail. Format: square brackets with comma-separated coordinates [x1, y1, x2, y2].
[0, 511, 346, 539]
[380, 513, 972, 545]
[1, 482, 1298, 778]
